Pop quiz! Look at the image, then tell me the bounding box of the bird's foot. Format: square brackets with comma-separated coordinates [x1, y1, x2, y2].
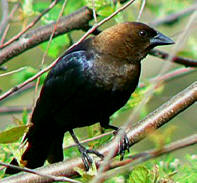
[113, 128, 130, 160]
[78, 145, 104, 171]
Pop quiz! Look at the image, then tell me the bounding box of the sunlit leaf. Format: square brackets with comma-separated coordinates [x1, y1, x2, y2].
[0, 125, 29, 144]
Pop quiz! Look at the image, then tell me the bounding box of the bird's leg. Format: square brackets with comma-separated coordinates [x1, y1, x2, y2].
[69, 130, 104, 171]
[101, 124, 130, 160]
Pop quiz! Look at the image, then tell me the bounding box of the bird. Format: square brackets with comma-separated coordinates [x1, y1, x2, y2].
[5, 22, 174, 173]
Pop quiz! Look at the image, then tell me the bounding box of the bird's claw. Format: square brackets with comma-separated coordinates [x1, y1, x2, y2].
[78, 145, 104, 171]
[113, 129, 130, 160]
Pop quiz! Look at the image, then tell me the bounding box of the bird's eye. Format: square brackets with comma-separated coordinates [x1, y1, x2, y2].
[139, 30, 147, 37]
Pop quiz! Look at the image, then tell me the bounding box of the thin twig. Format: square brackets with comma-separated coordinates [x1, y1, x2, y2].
[137, 0, 146, 21]
[0, 0, 59, 48]
[92, 0, 97, 23]
[0, 67, 26, 77]
[0, 0, 9, 39]
[0, 161, 81, 183]
[0, 24, 10, 45]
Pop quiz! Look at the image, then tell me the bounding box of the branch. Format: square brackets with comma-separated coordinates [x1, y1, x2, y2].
[150, 3, 197, 26]
[0, 161, 81, 183]
[0, 6, 94, 65]
[0, 105, 31, 113]
[149, 49, 197, 67]
[0, 0, 9, 39]
[1, 81, 196, 183]
[137, 0, 146, 21]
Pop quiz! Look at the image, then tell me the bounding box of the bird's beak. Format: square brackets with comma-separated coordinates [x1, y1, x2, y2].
[150, 32, 175, 46]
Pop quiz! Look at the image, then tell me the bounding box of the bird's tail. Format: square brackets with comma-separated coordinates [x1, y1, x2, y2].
[5, 124, 64, 174]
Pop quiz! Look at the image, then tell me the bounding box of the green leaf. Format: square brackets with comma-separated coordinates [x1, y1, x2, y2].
[33, 2, 50, 13]
[97, 5, 115, 17]
[0, 125, 29, 144]
[128, 166, 151, 183]
[12, 66, 37, 84]
[22, 110, 28, 124]
[40, 34, 70, 58]
[12, 66, 47, 85]
[64, 0, 86, 16]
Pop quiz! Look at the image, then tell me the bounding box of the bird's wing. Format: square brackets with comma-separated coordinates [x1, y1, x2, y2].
[31, 50, 91, 123]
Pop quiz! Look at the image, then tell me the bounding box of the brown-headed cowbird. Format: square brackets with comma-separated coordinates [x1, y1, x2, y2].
[6, 22, 174, 173]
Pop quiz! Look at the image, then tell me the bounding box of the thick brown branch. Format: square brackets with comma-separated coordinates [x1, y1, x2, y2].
[1, 81, 196, 183]
[0, 6, 93, 65]
[149, 49, 197, 67]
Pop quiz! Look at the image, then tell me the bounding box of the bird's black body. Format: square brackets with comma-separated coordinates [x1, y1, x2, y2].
[33, 38, 140, 129]
[6, 22, 174, 173]
[24, 37, 141, 168]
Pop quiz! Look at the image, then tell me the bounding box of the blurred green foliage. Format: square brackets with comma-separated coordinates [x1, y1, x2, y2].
[147, 0, 191, 17]
[12, 66, 48, 85]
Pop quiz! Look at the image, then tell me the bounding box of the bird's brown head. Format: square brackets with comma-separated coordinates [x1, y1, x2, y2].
[93, 22, 174, 63]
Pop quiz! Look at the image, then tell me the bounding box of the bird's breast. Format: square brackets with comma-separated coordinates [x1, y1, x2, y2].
[85, 55, 141, 92]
